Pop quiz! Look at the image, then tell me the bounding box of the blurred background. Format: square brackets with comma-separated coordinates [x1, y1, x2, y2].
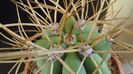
[0, 0, 28, 73]
[108, 0, 133, 73]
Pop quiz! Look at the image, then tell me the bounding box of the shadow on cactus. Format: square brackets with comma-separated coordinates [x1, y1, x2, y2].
[0, 0, 132, 74]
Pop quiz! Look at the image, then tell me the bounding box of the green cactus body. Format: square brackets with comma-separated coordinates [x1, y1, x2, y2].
[79, 53, 111, 74]
[76, 21, 111, 61]
[34, 17, 112, 74]
[64, 17, 77, 34]
[35, 36, 65, 74]
[93, 53, 111, 74]
[77, 32, 97, 42]
[62, 53, 87, 74]
[33, 8, 112, 73]
[35, 36, 62, 49]
[35, 57, 62, 74]
[72, 27, 81, 36]
[82, 21, 99, 33]
[93, 38, 112, 61]
[76, 21, 99, 42]
[35, 37, 50, 49]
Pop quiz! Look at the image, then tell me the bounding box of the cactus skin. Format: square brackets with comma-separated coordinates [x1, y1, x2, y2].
[76, 21, 111, 61]
[82, 21, 99, 33]
[93, 38, 111, 61]
[35, 37, 50, 49]
[78, 53, 111, 74]
[35, 36, 62, 49]
[64, 17, 77, 34]
[76, 21, 99, 42]
[93, 53, 111, 74]
[35, 36, 65, 74]
[35, 59, 62, 74]
[62, 53, 87, 74]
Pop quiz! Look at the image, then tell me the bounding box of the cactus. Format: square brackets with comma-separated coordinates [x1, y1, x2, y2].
[34, 15, 111, 73]
[1, 0, 130, 74]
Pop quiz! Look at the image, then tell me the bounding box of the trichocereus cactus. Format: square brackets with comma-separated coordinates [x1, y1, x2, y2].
[35, 15, 112, 74]
[29, 0, 112, 74]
